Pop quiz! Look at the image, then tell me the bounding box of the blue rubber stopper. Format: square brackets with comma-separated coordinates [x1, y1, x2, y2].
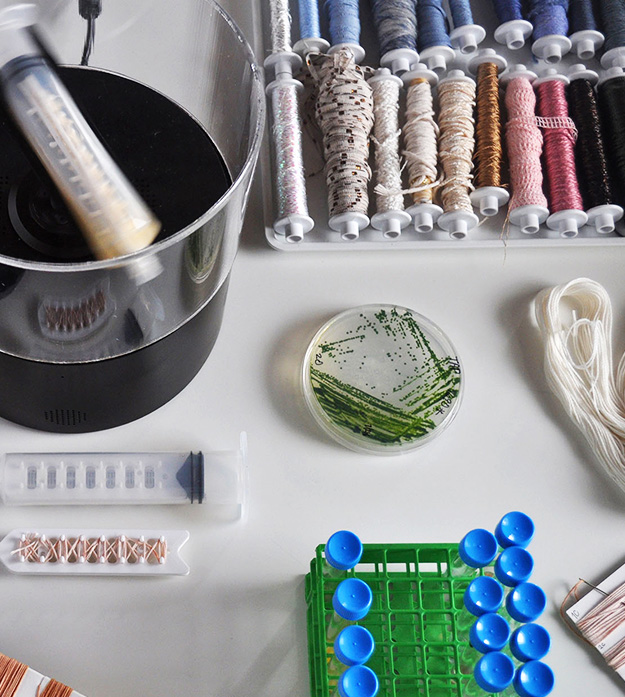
[464, 576, 505, 616]
[338, 665, 380, 697]
[469, 613, 511, 653]
[514, 660, 555, 697]
[333, 578, 373, 621]
[506, 582, 547, 623]
[474, 651, 515, 693]
[495, 511, 535, 549]
[494, 546, 534, 586]
[510, 624, 551, 663]
[458, 528, 498, 568]
[335, 625, 376, 666]
[326, 531, 363, 570]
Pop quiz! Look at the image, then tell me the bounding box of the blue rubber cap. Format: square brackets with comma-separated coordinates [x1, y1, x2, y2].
[464, 576, 505, 617]
[326, 531, 363, 571]
[469, 613, 511, 653]
[510, 624, 551, 663]
[506, 582, 547, 623]
[494, 546, 534, 587]
[474, 651, 515, 693]
[458, 529, 498, 568]
[334, 626, 375, 666]
[513, 660, 555, 697]
[333, 578, 373, 621]
[495, 511, 535, 549]
[338, 665, 380, 697]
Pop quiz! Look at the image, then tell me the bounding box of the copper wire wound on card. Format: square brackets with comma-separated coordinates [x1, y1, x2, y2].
[0, 653, 78, 697]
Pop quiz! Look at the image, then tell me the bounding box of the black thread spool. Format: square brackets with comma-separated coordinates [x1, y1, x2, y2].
[567, 67, 623, 233]
[598, 70, 625, 213]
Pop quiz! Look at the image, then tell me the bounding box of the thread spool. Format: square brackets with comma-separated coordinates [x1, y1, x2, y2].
[265, 0, 314, 241]
[597, 67, 625, 207]
[416, 0, 455, 73]
[401, 62, 442, 233]
[294, 0, 330, 55]
[447, 0, 486, 54]
[528, 0, 572, 63]
[492, 0, 533, 50]
[325, 0, 366, 63]
[370, 0, 419, 75]
[567, 65, 623, 233]
[535, 69, 588, 236]
[369, 68, 411, 239]
[436, 70, 479, 239]
[568, 0, 604, 60]
[309, 49, 374, 240]
[599, 1, 625, 68]
[501, 65, 549, 234]
[468, 49, 509, 217]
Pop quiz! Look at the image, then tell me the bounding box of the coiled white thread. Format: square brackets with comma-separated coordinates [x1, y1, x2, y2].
[576, 581, 625, 645]
[436, 72, 479, 238]
[369, 69, 410, 238]
[309, 49, 374, 240]
[534, 278, 625, 493]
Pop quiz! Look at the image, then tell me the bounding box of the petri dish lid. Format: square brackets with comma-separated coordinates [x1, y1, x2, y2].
[302, 304, 463, 454]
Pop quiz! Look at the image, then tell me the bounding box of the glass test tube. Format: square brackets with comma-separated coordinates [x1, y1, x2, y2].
[459, 613, 511, 675]
[505, 582, 547, 627]
[451, 529, 498, 577]
[327, 578, 373, 642]
[457, 576, 505, 634]
[464, 651, 515, 696]
[334, 665, 379, 697]
[495, 511, 535, 549]
[327, 625, 375, 676]
[494, 547, 534, 587]
[509, 624, 551, 663]
[324, 530, 363, 579]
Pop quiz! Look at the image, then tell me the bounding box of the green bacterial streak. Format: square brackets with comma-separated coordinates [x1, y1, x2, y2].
[311, 308, 461, 444]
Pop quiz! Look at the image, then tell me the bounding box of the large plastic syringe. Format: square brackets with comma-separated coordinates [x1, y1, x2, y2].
[0, 4, 161, 271]
[0, 434, 248, 513]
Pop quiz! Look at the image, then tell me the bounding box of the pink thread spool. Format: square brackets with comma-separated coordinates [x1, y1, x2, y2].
[535, 69, 588, 237]
[501, 65, 549, 234]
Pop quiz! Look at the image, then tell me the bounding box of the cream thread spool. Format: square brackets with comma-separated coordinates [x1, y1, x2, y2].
[401, 62, 442, 234]
[369, 68, 411, 239]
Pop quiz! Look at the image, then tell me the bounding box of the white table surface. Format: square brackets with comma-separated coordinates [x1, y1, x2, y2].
[1, 2, 625, 696]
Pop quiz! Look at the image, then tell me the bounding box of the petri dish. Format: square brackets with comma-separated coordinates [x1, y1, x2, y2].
[302, 304, 463, 454]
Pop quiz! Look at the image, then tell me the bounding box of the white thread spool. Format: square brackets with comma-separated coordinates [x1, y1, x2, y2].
[500, 64, 549, 234]
[601, 47, 625, 70]
[401, 62, 442, 234]
[369, 68, 411, 239]
[419, 44, 455, 74]
[571, 64, 624, 235]
[535, 67, 589, 238]
[570, 29, 604, 61]
[436, 70, 479, 239]
[531, 33, 572, 64]
[381, 47, 420, 76]
[450, 24, 486, 55]
[468, 49, 510, 217]
[494, 18, 533, 51]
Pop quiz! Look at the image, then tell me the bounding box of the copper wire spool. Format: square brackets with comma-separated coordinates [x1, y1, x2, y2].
[474, 61, 505, 190]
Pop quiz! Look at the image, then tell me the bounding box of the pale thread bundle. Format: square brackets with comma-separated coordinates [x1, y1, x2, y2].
[402, 78, 440, 204]
[534, 278, 625, 492]
[437, 78, 476, 214]
[577, 582, 625, 645]
[0, 654, 73, 697]
[370, 75, 404, 213]
[309, 49, 374, 219]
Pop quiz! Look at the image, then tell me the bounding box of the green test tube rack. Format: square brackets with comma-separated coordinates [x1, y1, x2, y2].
[305, 542, 489, 697]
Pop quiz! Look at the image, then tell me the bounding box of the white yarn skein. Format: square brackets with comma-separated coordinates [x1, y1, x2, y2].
[534, 277, 625, 492]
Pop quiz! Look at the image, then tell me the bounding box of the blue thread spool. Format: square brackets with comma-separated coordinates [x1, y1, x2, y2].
[599, 0, 625, 69]
[416, 0, 455, 73]
[370, 0, 419, 75]
[447, 0, 486, 54]
[568, 0, 604, 60]
[529, 0, 572, 63]
[294, 0, 330, 56]
[492, 0, 533, 50]
[325, 0, 365, 63]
